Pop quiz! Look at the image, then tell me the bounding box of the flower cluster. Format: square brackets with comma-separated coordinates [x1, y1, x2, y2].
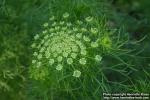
[30, 12, 105, 81]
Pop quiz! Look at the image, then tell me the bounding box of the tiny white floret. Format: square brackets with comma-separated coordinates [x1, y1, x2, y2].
[56, 64, 63, 71]
[73, 70, 81, 77]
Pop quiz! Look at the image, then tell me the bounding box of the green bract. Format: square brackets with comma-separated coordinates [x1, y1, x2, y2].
[30, 12, 112, 81]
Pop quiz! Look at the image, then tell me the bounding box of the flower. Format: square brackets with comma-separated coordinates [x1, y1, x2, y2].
[57, 56, 63, 62]
[67, 22, 72, 27]
[32, 60, 36, 64]
[49, 16, 55, 21]
[44, 35, 49, 40]
[31, 43, 36, 48]
[81, 28, 87, 32]
[85, 16, 93, 22]
[56, 64, 63, 71]
[71, 45, 78, 52]
[81, 50, 87, 55]
[60, 21, 65, 25]
[76, 33, 82, 39]
[95, 55, 102, 62]
[67, 30, 72, 34]
[63, 12, 69, 18]
[77, 20, 83, 25]
[34, 34, 40, 40]
[52, 22, 57, 26]
[37, 62, 41, 68]
[65, 47, 71, 54]
[37, 54, 42, 59]
[73, 70, 81, 77]
[41, 39, 45, 44]
[40, 47, 45, 53]
[45, 51, 51, 58]
[33, 52, 38, 56]
[49, 28, 54, 32]
[71, 53, 77, 59]
[73, 27, 78, 32]
[62, 27, 67, 31]
[91, 42, 98, 48]
[44, 41, 49, 47]
[53, 52, 58, 57]
[79, 58, 86, 65]
[37, 44, 41, 49]
[43, 22, 48, 27]
[63, 52, 68, 57]
[30, 13, 107, 80]
[67, 58, 73, 65]
[42, 30, 47, 34]
[55, 26, 60, 30]
[91, 28, 98, 34]
[83, 36, 90, 42]
[49, 59, 55, 65]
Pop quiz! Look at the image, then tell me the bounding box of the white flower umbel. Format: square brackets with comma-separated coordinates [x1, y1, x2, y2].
[30, 12, 108, 81]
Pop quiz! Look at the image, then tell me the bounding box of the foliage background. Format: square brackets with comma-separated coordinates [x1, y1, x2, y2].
[0, 0, 150, 100]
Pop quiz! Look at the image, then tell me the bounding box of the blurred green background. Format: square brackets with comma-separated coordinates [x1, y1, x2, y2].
[0, 0, 150, 100]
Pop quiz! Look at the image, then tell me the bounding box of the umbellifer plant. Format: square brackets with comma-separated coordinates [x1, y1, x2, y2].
[29, 12, 132, 99]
